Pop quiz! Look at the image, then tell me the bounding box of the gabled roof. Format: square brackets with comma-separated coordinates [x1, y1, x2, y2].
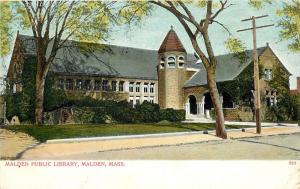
[14, 35, 290, 86]
[183, 47, 268, 87]
[18, 35, 159, 80]
[158, 28, 186, 53]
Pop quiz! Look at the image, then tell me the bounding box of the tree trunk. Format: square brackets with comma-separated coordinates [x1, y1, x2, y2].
[207, 68, 227, 139]
[34, 51, 46, 125]
[35, 76, 45, 125]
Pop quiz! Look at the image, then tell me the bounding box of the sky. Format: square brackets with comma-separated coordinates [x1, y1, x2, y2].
[1, 0, 299, 89]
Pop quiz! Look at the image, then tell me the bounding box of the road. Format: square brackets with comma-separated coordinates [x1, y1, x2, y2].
[56, 133, 300, 160]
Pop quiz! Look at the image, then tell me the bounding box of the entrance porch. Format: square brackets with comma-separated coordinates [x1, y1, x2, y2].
[185, 94, 212, 122]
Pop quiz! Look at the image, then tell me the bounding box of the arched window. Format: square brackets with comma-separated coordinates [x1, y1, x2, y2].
[167, 56, 176, 68]
[178, 56, 185, 68]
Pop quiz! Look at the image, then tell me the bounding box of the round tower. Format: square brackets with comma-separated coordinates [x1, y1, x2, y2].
[157, 26, 187, 109]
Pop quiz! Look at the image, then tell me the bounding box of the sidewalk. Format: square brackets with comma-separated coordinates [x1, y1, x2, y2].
[19, 126, 300, 159]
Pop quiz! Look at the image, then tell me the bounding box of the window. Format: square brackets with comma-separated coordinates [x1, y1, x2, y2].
[58, 79, 64, 90]
[167, 56, 176, 68]
[150, 96, 154, 103]
[112, 81, 117, 91]
[129, 82, 134, 92]
[102, 80, 109, 91]
[178, 56, 184, 62]
[150, 83, 154, 93]
[129, 96, 134, 107]
[160, 58, 165, 69]
[178, 63, 184, 68]
[83, 80, 91, 90]
[136, 96, 140, 106]
[144, 96, 149, 102]
[144, 83, 148, 93]
[66, 79, 73, 90]
[119, 81, 124, 91]
[266, 97, 276, 107]
[76, 79, 82, 90]
[94, 80, 101, 90]
[136, 82, 140, 92]
[264, 69, 273, 80]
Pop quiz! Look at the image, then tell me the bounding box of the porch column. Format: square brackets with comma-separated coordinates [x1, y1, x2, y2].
[185, 103, 190, 117]
[199, 102, 204, 116]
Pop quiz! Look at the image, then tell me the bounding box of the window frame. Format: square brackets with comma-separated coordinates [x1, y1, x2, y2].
[150, 83, 154, 93]
[66, 79, 73, 90]
[102, 80, 109, 91]
[111, 81, 117, 91]
[129, 82, 134, 92]
[167, 56, 176, 69]
[119, 81, 124, 92]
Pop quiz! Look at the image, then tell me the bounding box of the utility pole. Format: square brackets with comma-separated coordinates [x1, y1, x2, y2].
[237, 15, 274, 134]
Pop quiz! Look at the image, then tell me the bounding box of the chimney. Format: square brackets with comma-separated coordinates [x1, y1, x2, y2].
[266, 42, 269, 47]
[297, 77, 300, 91]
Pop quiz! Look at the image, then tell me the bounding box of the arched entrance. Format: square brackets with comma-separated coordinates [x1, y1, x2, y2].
[204, 92, 212, 110]
[189, 95, 197, 115]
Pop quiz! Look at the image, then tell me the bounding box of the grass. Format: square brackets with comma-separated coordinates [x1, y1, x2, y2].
[5, 123, 247, 142]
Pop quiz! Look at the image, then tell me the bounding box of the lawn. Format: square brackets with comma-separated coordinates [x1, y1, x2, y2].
[6, 123, 247, 142]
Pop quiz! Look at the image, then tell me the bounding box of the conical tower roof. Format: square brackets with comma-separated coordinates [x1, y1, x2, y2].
[158, 27, 186, 53]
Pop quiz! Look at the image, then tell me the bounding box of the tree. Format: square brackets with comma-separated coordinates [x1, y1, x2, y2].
[248, 0, 300, 52]
[2, 1, 151, 125]
[277, 0, 300, 52]
[150, 1, 235, 139]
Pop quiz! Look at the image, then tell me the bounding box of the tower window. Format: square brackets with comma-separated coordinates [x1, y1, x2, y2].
[167, 56, 176, 68]
[179, 63, 184, 68]
[178, 56, 184, 62]
[160, 63, 165, 69]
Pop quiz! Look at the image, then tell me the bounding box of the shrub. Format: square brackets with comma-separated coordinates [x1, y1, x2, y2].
[160, 108, 185, 122]
[135, 101, 160, 123]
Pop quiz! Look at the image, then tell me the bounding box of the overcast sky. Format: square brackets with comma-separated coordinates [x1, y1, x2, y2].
[1, 0, 299, 89]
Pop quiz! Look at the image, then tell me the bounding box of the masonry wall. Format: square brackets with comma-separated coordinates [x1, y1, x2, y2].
[158, 51, 188, 110]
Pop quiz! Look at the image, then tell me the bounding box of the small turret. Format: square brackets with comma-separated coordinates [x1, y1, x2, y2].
[157, 26, 187, 109]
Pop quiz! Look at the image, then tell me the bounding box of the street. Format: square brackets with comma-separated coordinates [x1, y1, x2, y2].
[56, 133, 300, 160]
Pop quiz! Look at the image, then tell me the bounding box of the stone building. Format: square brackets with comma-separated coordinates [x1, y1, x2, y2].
[7, 28, 291, 121]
